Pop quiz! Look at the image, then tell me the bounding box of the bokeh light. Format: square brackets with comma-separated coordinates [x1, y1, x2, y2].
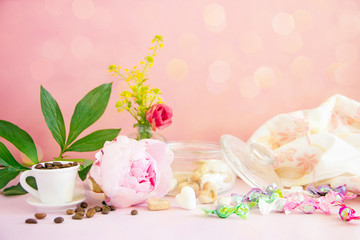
[307, 0, 338, 15]
[209, 60, 231, 83]
[43, 38, 65, 61]
[291, 56, 313, 78]
[72, 0, 95, 20]
[45, 0, 66, 17]
[90, 7, 112, 29]
[335, 44, 358, 64]
[254, 66, 277, 88]
[239, 76, 261, 98]
[338, 10, 360, 37]
[272, 12, 295, 35]
[326, 62, 342, 82]
[293, 9, 312, 33]
[71, 35, 94, 60]
[335, 62, 360, 86]
[239, 33, 262, 54]
[214, 44, 237, 62]
[203, 3, 227, 33]
[278, 32, 303, 53]
[206, 77, 228, 94]
[137, 1, 161, 22]
[166, 58, 188, 81]
[177, 33, 199, 54]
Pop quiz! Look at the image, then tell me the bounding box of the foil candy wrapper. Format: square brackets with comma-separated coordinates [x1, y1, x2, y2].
[203, 183, 359, 222]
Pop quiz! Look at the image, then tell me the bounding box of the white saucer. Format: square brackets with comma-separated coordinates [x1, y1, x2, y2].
[26, 192, 86, 212]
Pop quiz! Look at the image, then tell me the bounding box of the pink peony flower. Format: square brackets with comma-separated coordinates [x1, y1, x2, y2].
[89, 135, 174, 208]
[146, 103, 173, 131]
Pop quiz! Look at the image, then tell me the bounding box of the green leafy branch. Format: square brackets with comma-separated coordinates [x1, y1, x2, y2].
[0, 83, 121, 195]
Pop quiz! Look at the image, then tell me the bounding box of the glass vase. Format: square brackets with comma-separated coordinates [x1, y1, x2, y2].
[128, 124, 166, 142]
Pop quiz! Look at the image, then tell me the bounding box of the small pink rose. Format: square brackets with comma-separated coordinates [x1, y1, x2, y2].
[89, 135, 174, 208]
[146, 103, 173, 131]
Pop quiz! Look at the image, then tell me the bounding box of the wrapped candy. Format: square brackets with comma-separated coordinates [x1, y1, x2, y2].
[204, 184, 285, 218]
[331, 202, 360, 221]
[339, 205, 360, 222]
[203, 183, 358, 222]
[283, 190, 357, 216]
[241, 183, 283, 206]
[203, 203, 250, 219]
[258, 197, 286, 215]
[306, 184, 346, 196]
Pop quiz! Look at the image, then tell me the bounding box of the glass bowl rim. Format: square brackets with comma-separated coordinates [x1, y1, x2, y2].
[167, 140, 221, 158]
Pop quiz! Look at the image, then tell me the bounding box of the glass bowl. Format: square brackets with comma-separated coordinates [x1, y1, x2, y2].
[167, 141, 236, 195]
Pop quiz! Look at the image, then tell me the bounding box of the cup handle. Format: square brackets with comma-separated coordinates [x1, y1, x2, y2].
[19, 170, 39, 199]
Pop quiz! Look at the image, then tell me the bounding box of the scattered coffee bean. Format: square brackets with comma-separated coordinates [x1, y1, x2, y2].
[110, 205, 116, 211]
[80, 202, 88, 208]
[34, 164, 43, 169]
[72, 213, 83, 220]
[131, 209, 138, 215]
[102, 206, 110, 215]
[77, 211, 85, 217]
[54, 217, 64, 224]
[72, 162, 78, 166]
[34, 213, 47, 219]
[75, 207, 85, 213]
[53, 162, 62, 166]
[66, 209, 75, 215]
[25, 218, 37, 224]
[86, 208, 96, 218]
[94, 206, 102, 212]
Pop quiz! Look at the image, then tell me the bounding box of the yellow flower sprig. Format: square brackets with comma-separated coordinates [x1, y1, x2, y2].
[108, 35, 164, 127]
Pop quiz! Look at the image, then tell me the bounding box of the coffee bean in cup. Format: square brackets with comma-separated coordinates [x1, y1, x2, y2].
[34, 162, 78, 170]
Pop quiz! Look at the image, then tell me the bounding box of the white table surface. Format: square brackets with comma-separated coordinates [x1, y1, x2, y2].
[1, 178, 360, 240]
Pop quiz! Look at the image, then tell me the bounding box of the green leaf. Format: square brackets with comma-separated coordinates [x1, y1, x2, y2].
[0, 142, 28, 170]
[66, 83, 113, 145]
[66, 128, 120, 152]
[0, 168, 20, 189]
[0, 120, 38, 164]
[2, 177, 37, 196]
[78, 159, 93, 181]
[40, 86, 66, 151]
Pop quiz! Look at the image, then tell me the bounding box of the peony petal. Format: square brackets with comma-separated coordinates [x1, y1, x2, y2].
[89, 135, 174, 208]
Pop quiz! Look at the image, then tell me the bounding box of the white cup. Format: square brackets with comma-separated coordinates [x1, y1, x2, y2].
[20, 161, 80, 204]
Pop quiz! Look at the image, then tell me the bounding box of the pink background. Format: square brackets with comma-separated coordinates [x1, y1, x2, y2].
[1, 0, 360, 162]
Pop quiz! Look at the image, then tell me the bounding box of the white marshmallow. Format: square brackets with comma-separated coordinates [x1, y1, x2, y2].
[175, 186, 197, 210]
